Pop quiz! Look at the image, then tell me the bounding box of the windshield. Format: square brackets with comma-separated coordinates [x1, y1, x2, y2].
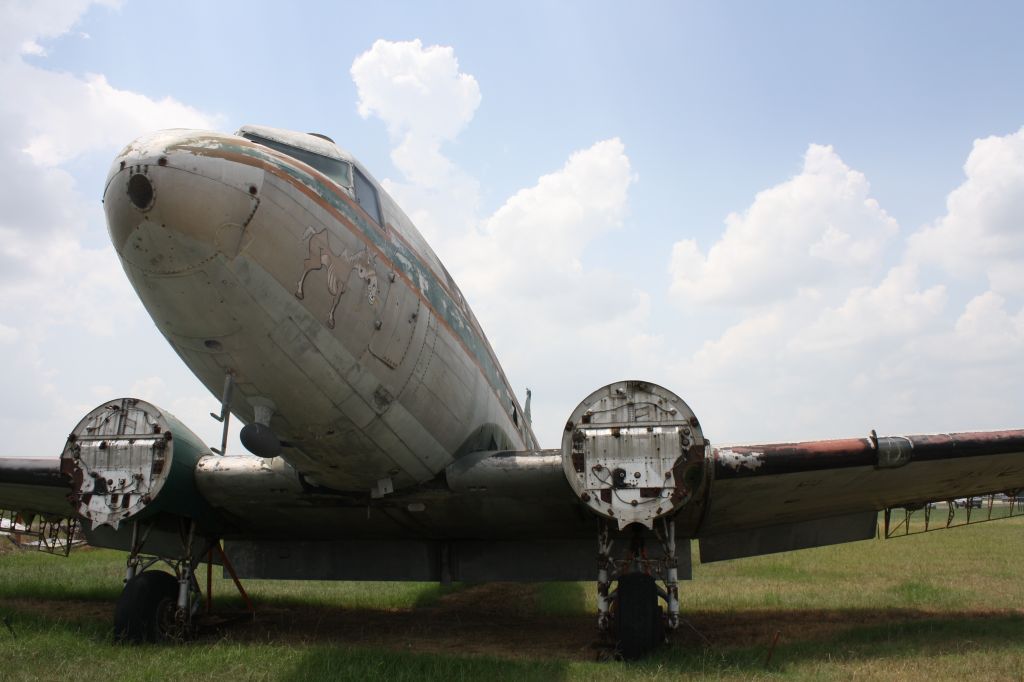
[242, 133, 352, 188]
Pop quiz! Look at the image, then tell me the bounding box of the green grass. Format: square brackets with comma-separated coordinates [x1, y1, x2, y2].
[3, 517, 1024, 680]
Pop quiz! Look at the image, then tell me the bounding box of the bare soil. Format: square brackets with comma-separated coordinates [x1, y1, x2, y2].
[203, 583, 601, 660]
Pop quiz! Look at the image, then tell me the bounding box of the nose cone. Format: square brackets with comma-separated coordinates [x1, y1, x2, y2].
[104, 129, 263, 275]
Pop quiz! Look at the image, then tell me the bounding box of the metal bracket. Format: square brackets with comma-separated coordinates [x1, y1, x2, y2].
[210, 371, 234, 455]
[876, 434, 913, 468]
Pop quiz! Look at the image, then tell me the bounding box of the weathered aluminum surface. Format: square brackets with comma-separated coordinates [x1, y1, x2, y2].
[84, 522, 215, 563]
[713, 430, 1024, 479]
[701, 429, 1024, 537]
[103, 128, 534, 497]
[237, 125, 352, 163]
[194, 450, 594, 542]
[561, 381, 707, 529]
[224, 536, 692, 583]
[698, 511, 878, 563]
[0, 457, 70, 520]
[59, 398, 215, 530]
[445, 449, 566, 495]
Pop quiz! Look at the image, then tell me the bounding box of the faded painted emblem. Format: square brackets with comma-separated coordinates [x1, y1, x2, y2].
[295, 227, 379, 329]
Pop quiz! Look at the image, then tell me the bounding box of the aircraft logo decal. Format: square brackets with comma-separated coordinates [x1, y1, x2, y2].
[295, 227, 379, 329]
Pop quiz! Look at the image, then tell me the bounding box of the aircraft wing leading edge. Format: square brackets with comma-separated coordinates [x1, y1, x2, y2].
[4, 428, 1023, 551]
[697, 429, 1024, 561]
[0, 457, 68, 519]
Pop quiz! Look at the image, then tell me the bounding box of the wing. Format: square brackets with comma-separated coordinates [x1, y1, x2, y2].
[0, 457, 70, 519]
[697, 429, 1024, 561]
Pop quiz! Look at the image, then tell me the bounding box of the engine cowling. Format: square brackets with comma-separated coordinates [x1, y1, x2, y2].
[60, 398, 214, 529]
[561, 381, 708, 529]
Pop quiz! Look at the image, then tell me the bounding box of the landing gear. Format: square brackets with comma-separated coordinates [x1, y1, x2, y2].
[615, 572, 664, 660]
[597, 519, 680, 660]
[114, 519, 204, 644]
[114, 571, 180, 642]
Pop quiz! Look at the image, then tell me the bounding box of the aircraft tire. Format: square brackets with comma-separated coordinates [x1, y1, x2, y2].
[114, 570, 180, 643]
[615, 572, 663, 660]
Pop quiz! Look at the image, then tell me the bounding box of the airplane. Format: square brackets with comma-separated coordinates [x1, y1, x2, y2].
[1, 124, 1023, 660]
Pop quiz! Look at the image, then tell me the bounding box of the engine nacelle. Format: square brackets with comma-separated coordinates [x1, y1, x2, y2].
[60, 398, 214, 529]
[561, 381, 708, 529]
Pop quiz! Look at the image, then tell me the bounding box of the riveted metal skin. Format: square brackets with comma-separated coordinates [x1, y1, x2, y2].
[561, 381, 707, 530]
[59, 398, 216, 530]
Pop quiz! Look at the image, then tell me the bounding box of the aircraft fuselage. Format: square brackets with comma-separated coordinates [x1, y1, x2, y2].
[104, 126, 536, 494]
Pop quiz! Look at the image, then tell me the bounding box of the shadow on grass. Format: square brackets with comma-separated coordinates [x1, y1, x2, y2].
[5, 580, 1024, 675]
[652, 607, 1024, 675]
[281, 647, 572, 682]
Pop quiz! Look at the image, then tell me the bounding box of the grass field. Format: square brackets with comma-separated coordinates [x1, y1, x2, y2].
[2, 517, 1024, 681]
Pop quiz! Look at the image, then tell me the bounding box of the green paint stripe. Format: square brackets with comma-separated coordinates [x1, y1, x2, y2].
[183, 141, 531, 448]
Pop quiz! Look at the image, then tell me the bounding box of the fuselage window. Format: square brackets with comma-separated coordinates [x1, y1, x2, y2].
[242, 133, 352, 188]
[353, 167, 382, 225]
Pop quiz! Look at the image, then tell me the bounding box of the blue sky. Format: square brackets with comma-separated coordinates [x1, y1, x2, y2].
[2, 1, 1023, 454]
[48, 1, 1024, 225]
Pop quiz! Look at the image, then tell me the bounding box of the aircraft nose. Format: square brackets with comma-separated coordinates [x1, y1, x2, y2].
[104, 129, 263, 275]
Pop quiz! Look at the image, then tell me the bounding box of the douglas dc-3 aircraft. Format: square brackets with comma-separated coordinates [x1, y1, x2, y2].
[2, 125, 1024, 659]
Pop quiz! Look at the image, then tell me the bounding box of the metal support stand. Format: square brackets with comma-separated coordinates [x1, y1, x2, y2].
[216, 542, 256, 619]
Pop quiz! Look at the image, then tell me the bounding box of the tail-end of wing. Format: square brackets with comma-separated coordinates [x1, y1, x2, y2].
[698, 429, 1024, 562]
[0, 456, 72, 521]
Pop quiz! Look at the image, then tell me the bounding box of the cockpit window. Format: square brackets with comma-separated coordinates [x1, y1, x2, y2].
[353, 167, 382, 224]
[242, 133, 352, 188]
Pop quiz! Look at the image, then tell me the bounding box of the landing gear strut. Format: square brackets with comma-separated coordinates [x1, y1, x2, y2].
[114, 519, 205, 643]
[597, 518, 680, 659]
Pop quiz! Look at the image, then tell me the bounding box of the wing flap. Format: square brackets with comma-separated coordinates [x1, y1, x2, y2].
[699, 511, 878, 563]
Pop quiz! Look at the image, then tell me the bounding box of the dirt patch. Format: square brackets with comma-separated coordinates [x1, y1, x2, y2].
[3, 587, 1021, 662]
[2, 597, 112, 624]
[203, 583, 600, 660]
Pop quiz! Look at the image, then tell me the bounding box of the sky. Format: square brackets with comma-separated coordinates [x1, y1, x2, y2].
[1, 0, 1023, 456]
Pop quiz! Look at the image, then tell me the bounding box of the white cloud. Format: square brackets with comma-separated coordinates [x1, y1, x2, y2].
[670, 144, 898, 306]
[0, 1, 223, 457]
[453, 138, 634, 295]
[16, 71, 214, 166]
[449, 138, 647, 443]
[351, 39, 482, 241]
[350, 40, 653, 444]
[952, 291, 1024, 362]
[0, 323, 18, 344]
[908, 126, 1024, 296]
[666, 128, 1024, 443]
[791, 265, 946, 353]
[0, 0, 117, 59]
[351, 39, 480, 147]
[349, 40, 1024, 447]
[349, 39, 1024, 448]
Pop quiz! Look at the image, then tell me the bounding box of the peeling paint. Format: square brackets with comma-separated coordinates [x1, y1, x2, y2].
[717, 449, 765, 472]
